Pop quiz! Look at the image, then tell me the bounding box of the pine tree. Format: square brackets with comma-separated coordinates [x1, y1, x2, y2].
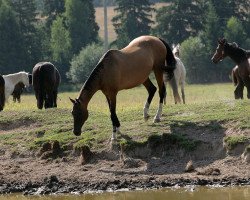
[112, 0, 154, 48]
[64, 0, 99, 55]
[11, 0, 42, 68]
[153, 0, 203, 44]
[0, 0, 25, 73]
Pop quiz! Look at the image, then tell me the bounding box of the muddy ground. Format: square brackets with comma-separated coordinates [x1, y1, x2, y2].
[0, 120, 250, 194]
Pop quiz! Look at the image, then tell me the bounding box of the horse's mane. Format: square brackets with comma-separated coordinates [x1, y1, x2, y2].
[82, 51, 109, 91]
[225, 42, 249, 63]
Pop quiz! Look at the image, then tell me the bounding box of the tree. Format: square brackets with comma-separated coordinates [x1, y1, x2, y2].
[64, 0, 99, 55]
[11, 0, 42, 69]
[112, 0, 154, 48]
[42, 0, 65, 29]
[153, 0, 203, 44]
[224, 17, 247, 47]
[51, 16, 72, 78]
[0, 0, 25, 74]
[201, 1, 221, 53]
[67, 43, 104, 84]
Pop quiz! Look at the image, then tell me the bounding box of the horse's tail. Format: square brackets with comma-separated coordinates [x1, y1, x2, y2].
[0, 75, 5, 111]
[158, 38, 176, 79]
[231, 67, 238, 86]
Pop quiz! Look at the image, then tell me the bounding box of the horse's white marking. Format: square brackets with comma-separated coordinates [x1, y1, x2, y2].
[143, 101, 150, 120]
[111, 126, 121, 143]
[3, 72, 30, 102]
[154, 103, 163, 123]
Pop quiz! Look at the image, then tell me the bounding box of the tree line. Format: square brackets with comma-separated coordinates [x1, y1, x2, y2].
[0, 0, 249, 84]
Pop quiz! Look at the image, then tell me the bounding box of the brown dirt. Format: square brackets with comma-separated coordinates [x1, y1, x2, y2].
[0, 123, 250, 193]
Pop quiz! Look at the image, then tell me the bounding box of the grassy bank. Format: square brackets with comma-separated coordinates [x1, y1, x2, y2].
[0, 83, 249, 153]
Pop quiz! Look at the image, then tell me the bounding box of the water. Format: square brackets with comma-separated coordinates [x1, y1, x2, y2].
[1, 187, 250, 200]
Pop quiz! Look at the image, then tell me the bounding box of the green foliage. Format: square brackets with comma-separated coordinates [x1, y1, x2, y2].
[67, 43, 105, 84]
[224, 17, 247, 48]
[0, 0, 25, 73]
[112, 0, 154, 48]
[64, 0, 99, 55]
[51, 16, 72, 76]
[153, 0, 203, 44]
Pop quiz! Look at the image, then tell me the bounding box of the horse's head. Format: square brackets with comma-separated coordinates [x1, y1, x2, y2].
[70, 98, 89, 136]
[211, 38, 228, 63]
[20, 72, 31, 87]
[172, 43, 180, 57]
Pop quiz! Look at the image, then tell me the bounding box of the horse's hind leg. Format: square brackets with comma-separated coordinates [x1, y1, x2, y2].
[169, 76, 181, 104]
[234, 80, 244, 99]
[154, 71, 165, 122]
[53, 90, 58, 107]
[143, 78, 157, 121]
[181, 81, 185, 104]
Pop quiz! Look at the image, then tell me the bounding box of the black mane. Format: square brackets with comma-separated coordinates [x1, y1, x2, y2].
[225, 42, 249, 64]
[83, 51, 111, 91]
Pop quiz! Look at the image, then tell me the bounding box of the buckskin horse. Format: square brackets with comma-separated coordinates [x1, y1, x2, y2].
[32, 62, 61, 109]
[0, 74, 5, 111]
[70, 35, 176, 143]
[211, 38, 250, 99]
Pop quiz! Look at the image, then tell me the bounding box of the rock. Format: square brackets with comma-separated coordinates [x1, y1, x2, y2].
[241, 149, 250, 163]
[197, 168, 221, 176]
[185, 160, 195, 172]
[79, 146, 92, 165]
[123, 157, 141, 168]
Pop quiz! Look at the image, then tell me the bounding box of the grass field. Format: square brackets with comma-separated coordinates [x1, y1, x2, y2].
[0, 83, 249, 153]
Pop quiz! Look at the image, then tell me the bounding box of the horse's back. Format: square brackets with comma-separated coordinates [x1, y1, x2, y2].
[33, 62, 60, 91]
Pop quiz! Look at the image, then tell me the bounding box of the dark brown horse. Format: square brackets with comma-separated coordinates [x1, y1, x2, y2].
[212, 38, 250, 99]
[231, 65, 245, 99]
[0, 74, 5, 111]
[12, 82, 25, 103]
[32, 62, 61, 109]
[70, 35, 176, 143]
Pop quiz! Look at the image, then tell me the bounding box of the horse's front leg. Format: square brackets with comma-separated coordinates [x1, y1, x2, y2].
[106, 94, 120, 143]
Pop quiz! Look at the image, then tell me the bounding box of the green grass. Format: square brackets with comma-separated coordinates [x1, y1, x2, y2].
[224, 135, 250, 150]
[0, 83, 249, 152]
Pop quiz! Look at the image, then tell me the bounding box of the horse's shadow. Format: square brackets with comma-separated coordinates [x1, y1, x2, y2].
[99, 119, 227, 176]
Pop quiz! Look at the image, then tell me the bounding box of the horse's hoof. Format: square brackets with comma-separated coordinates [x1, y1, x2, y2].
[144, 115, 150, 121]
[153, 118, 161, 123]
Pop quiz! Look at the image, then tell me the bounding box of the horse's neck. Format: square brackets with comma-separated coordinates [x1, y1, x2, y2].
[227, 48, 247, 64]
[78, 87, 99, 108]
[5, 73, 25, 86]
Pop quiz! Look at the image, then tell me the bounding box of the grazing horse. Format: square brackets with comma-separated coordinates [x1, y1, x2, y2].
[165, 44, 186, 104]
[0, 75, 5, 111]
[211, 38, 250, 99]
[3, 72, 31, 103]
[32, 62, 61, 109]
[70, 35, 176, 143]
[12, 82, 25, 103]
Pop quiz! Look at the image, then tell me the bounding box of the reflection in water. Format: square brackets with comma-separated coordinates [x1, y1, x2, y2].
[1, 187, 250, 200]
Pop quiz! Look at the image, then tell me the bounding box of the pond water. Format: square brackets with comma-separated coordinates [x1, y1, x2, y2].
[1, 186, 250, 200]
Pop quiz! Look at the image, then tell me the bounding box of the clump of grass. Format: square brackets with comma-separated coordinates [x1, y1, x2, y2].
[224, 135, 249, 150]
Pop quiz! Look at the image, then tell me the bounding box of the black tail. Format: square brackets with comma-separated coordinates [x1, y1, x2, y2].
[158, 38, 176, 79]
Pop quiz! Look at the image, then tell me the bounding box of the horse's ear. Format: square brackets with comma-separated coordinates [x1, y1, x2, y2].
[232, 42, 238, 48]
[69, 97, 76, 104]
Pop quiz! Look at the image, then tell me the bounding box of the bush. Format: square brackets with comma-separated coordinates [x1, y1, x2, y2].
[67, 43, 105, 84]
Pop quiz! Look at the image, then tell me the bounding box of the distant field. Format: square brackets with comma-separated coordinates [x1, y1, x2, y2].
[95, 3, 167, 42]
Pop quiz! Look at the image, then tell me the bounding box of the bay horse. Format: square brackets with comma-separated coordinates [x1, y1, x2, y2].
[0, 75, 5, 111]
[32, 62, 61, 109]
[165, 44, 186, 104]
[211, 38, 250, 99]
[12, 82, 25, 103]
[3, 72, 31, 103]
[70, 35, 176, 143]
